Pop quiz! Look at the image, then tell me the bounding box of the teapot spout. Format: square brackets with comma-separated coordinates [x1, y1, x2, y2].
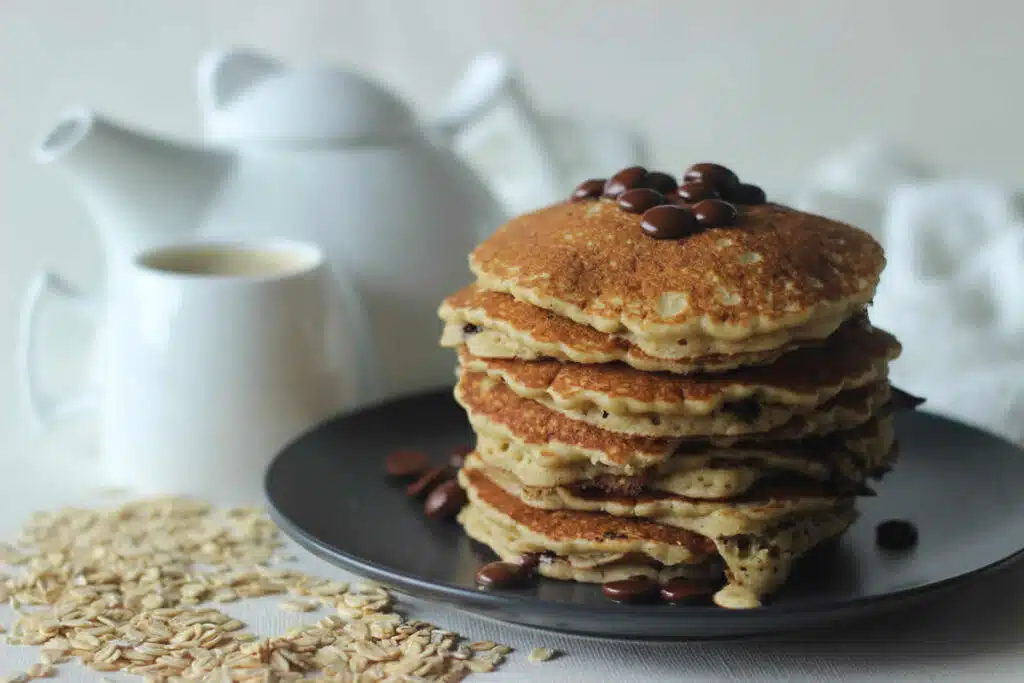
[35, 107, 233, 259]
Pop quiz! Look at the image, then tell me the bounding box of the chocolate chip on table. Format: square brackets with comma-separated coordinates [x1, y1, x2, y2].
[406, 466, 452, 498]
[602, 576, 660, 603]
[449, 445, 473, 469]
[571, 178, 606, 201]
[475, 560, 536, 588]
[876, 519, 918, 550]
[603, 166, 648, 198]
[676, 182, 719, 203]
[385, 450, 430, 477]
[643, 171, 678, 194]
[693, 199, 739, 227]
[618, 188, 666, 214]
[724, 182, 767, 205]
[640, 205, 700, 240]
[424, 479, 467, 519]
[683, 162, 740, 189]
[659, 578, 718, 604]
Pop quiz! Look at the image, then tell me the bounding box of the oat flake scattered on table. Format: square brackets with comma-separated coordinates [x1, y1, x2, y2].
[0, 497, 514, 681]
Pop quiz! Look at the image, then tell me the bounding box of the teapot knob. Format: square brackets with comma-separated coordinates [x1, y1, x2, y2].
[197, 47, 284, 116]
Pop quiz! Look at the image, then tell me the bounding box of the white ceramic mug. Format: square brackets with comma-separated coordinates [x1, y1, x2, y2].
[19, 239, 373, 502]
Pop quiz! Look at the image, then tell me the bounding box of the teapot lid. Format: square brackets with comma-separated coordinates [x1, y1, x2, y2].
[199, 49, 420, 144]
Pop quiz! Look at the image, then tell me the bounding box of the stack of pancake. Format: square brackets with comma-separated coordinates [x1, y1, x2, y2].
[437, 168, 906, 608]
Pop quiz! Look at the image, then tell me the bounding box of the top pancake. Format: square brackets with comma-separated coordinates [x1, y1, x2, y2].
[470, 199, 884, 348]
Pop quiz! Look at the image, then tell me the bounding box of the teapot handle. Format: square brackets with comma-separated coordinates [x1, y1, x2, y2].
[433, 52, 565, 207]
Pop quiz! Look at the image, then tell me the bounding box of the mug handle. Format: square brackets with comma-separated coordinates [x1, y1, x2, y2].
[18, 271, 100, 429]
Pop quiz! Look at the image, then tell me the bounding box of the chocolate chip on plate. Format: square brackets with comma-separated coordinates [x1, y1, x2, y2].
[406, 466, 451, 498]
[385, 450, 430, 477]
[603, 166, 648, 198]
[424, 479, 467, 519]
[475, 561, 535, 588]
[640, 205, 700, 240]
[676, 181, 719, 203]
[876, 519, 918, 550]
[643, 171, 678, 194]
[683, 162, 740, 189]
[618, 188, 666, 214]
[693, 199, 739, 227]
[724, 182, 767, 205]
[659, 578, 718, 604]
[602, 576, 660, 603]
[571, 178, 606, 201]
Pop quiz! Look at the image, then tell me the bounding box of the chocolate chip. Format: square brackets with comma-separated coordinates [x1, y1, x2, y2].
[602, 576, 659, 603]
[724, 183, 766, 205]
[676, 182, 719, 203]
[517, 552, 543, 572]
[640, 205, 700, 240]
[643, 171, 678, 194]
[571, 178, 606, 201]
[603, 166, 648, 198]
[475, 561, 535, 588]
[385, 450, 429, 477]
[406, 466, 451, 498]
[618, 188, 666, 214]
[659, 578, 718, 604]
[449, 445, 472, 469]
[694, 199, 739, 227]
[724, 398, 762, 423]
[876, 519, 918, 550]
[462, 323, 481, 335]
[683, 162, 739, 189]
[890, 386, 926, 412]
[424, 479, 467, 519]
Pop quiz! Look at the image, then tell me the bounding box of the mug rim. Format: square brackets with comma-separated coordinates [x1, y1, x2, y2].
[133, 239, 324, 282]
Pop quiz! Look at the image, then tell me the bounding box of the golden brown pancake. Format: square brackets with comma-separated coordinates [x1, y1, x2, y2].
[458, 466, 716, 564]
[470, 199, 883, 351]
[456, 370, 896, 497]
[440, 284, 802, 372]
[458, 319, 899, 417]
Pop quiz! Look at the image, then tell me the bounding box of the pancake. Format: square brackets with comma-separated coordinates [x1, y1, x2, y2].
[458, 504, 724, 584]
[458, 318, 899, 420]
[457, 370, 896, 497]
[470, 454, 850, 537]
[458, 466, 717, 567]
[470, 199, 884, 353]
[440, 285, 802, 372]
[459, 464, 857, 609]
[459, 362, 892, 438]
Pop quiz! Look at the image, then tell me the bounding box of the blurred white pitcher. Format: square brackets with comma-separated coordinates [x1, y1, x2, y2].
[19, 239, 372, 502]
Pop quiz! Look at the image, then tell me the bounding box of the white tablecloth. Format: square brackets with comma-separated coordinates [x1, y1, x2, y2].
[1, 433, 1023, 682]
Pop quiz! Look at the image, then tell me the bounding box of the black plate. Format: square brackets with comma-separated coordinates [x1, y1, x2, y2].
[266, 389, 1024, 639]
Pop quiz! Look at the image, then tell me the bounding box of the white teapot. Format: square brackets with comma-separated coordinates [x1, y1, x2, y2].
[28, 48, 567, 417]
